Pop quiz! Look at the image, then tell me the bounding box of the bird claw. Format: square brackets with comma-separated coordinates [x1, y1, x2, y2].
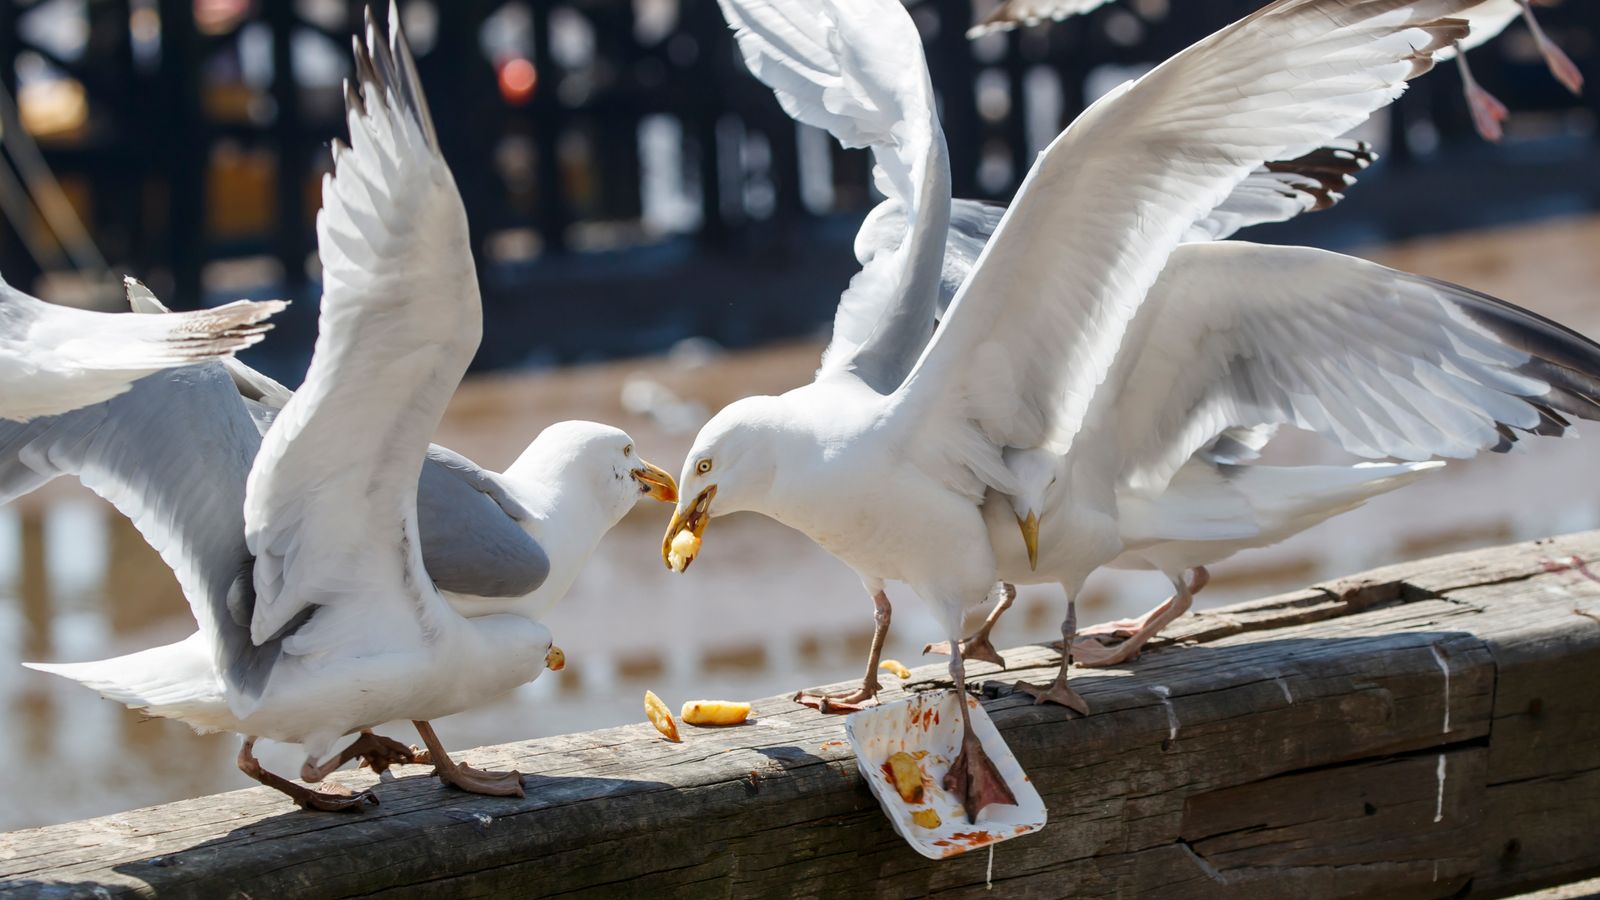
[792, 682, 879, 715]
[942, 729, 1017, 823]
[353, 735, 424, 774]
[434, 763, 525, 798]
[922, 635, 1007, 669]
[1070, 636, 1142, 668]
[296, 783, 380, 813]
[1465, 81, 1509, 142]
[1013, 677, 1090, 715]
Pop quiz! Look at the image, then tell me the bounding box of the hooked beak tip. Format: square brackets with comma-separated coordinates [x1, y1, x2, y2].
[631, 459, 679, 504]
[662, 485, 715, 572]
[1018, 511, 1040, 572]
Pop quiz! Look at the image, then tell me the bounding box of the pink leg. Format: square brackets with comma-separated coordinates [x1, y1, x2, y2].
[942, 642, 1017, 823]
[1014, 594, 1090, 714]
[1073, 567, 1208, 668]
[1520, 0, 1583, 94]
[1457, 45, 1509, 142]
[796, 590, 890, 714]
[923, 583, 1013, 669]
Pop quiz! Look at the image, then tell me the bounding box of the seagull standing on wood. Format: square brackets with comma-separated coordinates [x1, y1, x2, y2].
[0, 275, 283, 422]
[664, 0, 1480, 821]
[19, 6, 678, 812]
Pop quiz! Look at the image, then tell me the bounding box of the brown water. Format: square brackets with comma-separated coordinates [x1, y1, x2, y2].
[4, 217, 1599, 831]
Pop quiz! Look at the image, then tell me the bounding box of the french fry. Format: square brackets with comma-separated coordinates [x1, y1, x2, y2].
[879, 659, 911, 680]
[885, 751, 925, 803]
[667, 530, 700, 573]
[910, 808, 942, 829]
[643, 690, 680, 742]
[680, 700, 751, 726]
[544, 646, 566, 671]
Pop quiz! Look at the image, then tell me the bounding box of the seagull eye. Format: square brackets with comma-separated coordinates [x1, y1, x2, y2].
[623, 444, 632, 457]
[696, 459, 713, 475]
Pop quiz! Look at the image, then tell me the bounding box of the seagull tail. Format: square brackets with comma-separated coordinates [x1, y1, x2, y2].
[1235, 460, 1445, 536]
[23, 634, 237, 734]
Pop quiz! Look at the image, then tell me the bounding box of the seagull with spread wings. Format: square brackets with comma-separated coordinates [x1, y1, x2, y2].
[969, 0, 1583, 142]
[664, 0, 1481, 820]
[19, 7, 678, 812]
[0, 275, 283, 422]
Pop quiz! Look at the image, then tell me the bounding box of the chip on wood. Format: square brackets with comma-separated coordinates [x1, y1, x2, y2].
[643, 690, 680, 742]
[680, 700, 751, 726]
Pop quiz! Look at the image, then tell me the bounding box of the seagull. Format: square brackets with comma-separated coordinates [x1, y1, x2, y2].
[0, 274, 283, 422]
[967, 0, 1583, 143]
[666, 0, 1477, 821]
[19, 6, 678, 812]
[953, 243, 1600, 710]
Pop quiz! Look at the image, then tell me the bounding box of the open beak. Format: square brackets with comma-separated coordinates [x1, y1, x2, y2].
[631, 459, 678, 503]
[1018, 512, 1040, 571]
[545, 646, 566, 672]
[662, 485, 716, 573]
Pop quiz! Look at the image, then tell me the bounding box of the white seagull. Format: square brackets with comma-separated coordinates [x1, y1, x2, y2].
[19, 7, 678, 812]
[666, 0, 1478, 820]
[957, 243, 1600, 710]
[0, 275, 283, 422]
[967, 0, 1583, 143]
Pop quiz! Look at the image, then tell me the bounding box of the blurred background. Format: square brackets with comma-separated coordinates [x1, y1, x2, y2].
[1, 0, 1598, 830]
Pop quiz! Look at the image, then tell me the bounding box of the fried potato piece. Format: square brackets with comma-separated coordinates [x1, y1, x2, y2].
[910, 808, 942, 829]
[885, 751, 925, 803]
[879, 659, 911, 680]
[680, 700, 751, 726]
[545, 646, 566, 671]
[667, 530, 700, 573]
[644, 690, 680, 742]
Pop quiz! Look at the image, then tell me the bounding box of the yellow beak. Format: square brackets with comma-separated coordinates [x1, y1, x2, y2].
[1018, 511, 1040, 571]
[545, 646, 566, 671]
[662, 485, 716, 573]
[630, 459, 679, 503]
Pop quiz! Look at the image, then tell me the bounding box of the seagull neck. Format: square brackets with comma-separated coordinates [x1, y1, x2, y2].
[498, 464, 625, 612]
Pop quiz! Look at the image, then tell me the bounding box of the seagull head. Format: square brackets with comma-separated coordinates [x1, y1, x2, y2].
[1002, 446, 1057, 571]
[662, 396, 784, 573]
[505, 421, 678, 521]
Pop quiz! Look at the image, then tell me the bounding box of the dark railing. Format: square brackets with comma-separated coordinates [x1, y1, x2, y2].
[0, 0, 1595, 377]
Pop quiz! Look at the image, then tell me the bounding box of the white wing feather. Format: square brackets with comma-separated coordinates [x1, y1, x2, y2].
[897, 0, 1471, 493]
[0, 281, 282, 422]
[717, 0, 950, 390]
[1101, 242, 1600, 493]
[244, 9, 475, 654]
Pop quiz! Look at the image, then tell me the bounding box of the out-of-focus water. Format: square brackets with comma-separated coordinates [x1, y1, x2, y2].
[3, 217, 1599, 831]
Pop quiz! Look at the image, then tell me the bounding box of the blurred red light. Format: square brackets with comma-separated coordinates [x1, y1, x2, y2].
[499, 58, 537, 105]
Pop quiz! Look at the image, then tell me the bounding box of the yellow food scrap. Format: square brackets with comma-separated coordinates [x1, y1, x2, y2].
[643, 690, 680, 742]
[910, 808, 942, 829]
[885, 751, 925, 803]
[544, 646, 566, 671]
[680, 700, 751, 726]
[667, 530, 700, 573]
[879, 659, 912, 680]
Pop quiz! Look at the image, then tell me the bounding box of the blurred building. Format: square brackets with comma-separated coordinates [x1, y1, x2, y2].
[0, 0, 1594, 382]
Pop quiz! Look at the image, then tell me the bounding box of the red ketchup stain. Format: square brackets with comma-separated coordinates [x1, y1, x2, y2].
[1541, 555, 1600, 586]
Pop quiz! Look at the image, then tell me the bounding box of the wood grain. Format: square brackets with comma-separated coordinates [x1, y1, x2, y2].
[5, 531, 1600, 898]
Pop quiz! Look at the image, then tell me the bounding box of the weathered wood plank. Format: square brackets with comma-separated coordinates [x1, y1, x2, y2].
[5, 532, 1600, 898]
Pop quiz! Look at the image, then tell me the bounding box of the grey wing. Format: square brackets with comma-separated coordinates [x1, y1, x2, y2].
[417, 447, 550, 598]
[232, 402, 548, 599]
[0, 362, 293, 699]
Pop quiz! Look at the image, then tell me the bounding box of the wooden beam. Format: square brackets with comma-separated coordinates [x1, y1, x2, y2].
[5, 531, 1600, 897]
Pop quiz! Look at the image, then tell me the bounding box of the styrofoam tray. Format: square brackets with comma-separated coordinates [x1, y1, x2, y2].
[844, 690, 1047, 859]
